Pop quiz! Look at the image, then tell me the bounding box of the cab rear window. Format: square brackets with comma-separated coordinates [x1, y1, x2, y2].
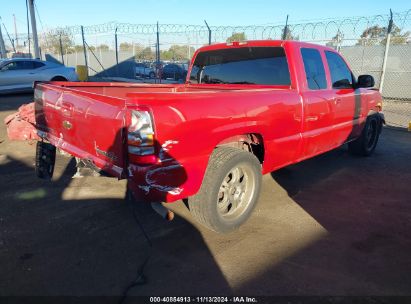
[189, 47, 291, 85]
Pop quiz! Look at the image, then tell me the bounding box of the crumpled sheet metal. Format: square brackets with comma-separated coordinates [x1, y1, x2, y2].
[4, 102, 40, 141]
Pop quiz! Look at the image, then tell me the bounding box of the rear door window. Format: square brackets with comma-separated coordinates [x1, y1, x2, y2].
[190, 46, 291, 85]
[33, 61, 45, 69]
[301, 48, 327, 90]
[16, 61, 36, 70]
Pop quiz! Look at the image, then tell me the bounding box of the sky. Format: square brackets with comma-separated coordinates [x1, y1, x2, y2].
[0, 0, 410, 35]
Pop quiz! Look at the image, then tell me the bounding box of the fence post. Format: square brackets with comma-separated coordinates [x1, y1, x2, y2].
[380, 9, 393, 94]
[204, 20, 211, 45]
[156, 22, 160, 83]
[59, 33, 64, 65]
[81, 26, 88, 70]
[115, 27, 118, 66]
[282, 15, 289, 40]
[336, 30, 343, 52]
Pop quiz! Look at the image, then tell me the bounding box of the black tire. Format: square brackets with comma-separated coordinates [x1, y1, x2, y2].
[149, 72, 155, 79]
[35, 141, 56, 180]
[188, 147, 262, 233]
[51, 76, 67, 81]
[348, 115, 382, 156]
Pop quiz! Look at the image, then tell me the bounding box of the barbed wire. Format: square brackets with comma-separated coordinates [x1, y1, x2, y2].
[68, 10, 411, 37]
[13, 9, 411, 44]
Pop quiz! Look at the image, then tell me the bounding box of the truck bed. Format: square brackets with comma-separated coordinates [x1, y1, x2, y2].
[42, 81, 291, 98]
[33, 80, 301, 202]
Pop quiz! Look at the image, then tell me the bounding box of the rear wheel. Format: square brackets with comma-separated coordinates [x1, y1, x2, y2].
[51, 76, 67, 81]
[149, 72, 155, 78]
[188, 147, 262, 233]
[348, 115, 381, 156]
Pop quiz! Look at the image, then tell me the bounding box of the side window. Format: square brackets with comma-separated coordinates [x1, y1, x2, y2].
[1, 62, 18, 71]
[301, 48, 327, 90]
[15, 61, 35, 70]
[33, 62, 45, 69]
[325, 51, 353, 89]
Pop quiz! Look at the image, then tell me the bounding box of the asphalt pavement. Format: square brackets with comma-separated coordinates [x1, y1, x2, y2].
[1, 93, 411, 298]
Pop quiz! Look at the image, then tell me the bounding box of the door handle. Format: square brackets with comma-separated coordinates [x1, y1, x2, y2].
[334, 98, 342, 105]
[61, 102, 74, 117]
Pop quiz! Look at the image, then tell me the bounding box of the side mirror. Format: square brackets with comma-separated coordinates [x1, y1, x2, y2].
[333, 79, 352, 89]
[357, 74, 375, 88]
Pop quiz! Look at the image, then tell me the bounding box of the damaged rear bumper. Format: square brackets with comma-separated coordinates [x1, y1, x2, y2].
[127, 162, 187, 203]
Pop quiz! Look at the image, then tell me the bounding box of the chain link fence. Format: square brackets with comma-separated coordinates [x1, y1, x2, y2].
[7, 10, 411, 128]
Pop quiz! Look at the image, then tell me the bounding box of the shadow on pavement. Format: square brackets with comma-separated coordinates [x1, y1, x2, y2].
[245, 134, 411, 295]
[0, 155, 232, 297]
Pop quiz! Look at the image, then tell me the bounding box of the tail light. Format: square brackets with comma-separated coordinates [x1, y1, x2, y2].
[127, 109, 156, 164]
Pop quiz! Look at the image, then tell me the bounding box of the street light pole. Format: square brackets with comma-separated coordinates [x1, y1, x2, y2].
[13, 14, 18, 48]
[28, 0, 40, 58]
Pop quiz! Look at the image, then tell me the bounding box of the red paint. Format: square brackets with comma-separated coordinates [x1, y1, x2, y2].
[30, 41, 382, 203]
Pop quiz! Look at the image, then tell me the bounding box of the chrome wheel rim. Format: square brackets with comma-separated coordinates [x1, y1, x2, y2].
[217, 164, 256, 219]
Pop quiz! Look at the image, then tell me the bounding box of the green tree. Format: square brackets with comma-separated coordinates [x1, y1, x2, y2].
[119, 42, 133, 52]
[226, 32, 247, 43]
[72, 45, 84, 53]
[162, 45, 195, 60]
[135, 47, 155, 60]
[326, 31, 344, 49]
[96, 44, 109, 51]
[40, 30, 74, 54]
[282, 27, 299, 41]
[357, 23, 410, 46]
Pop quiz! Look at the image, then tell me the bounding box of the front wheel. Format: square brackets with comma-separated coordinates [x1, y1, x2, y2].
[348, 115, 382, 156]
[188, 147, 262, 233]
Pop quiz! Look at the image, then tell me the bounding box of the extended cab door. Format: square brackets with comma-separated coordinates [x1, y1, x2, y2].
[299, 47, 337, 158]
[324, 51, 359, 143]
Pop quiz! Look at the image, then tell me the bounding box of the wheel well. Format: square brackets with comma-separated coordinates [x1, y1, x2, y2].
[51, 76, 68, 81]
[216, 134, 265, 164]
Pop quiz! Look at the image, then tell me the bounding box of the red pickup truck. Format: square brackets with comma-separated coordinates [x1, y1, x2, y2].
[31, 40, 384, 233]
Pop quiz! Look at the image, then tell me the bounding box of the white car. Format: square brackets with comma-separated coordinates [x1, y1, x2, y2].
[135, 62, 156, 78]
[0, 58, 78, 94]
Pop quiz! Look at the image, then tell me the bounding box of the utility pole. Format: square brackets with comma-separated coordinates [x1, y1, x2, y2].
[28, 0, 40, 58]
[13, 14, 18, 48]
[0, 24, 6, 58]
[25, 0, 31, 54]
